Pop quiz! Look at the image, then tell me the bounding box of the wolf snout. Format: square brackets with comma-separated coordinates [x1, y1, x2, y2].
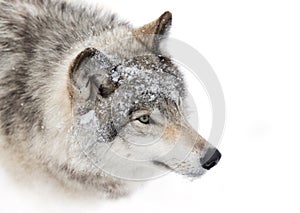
[200, 148, 222, 170]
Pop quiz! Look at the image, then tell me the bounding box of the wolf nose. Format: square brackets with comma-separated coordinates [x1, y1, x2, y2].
[201, 148, 222, 170]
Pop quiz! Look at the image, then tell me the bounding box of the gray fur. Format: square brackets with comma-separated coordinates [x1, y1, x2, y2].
[0, 0, 125, 136]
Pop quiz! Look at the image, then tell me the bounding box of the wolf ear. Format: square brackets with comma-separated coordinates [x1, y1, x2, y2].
[133, 11, 172, 53]
[69, 48, 117, 100]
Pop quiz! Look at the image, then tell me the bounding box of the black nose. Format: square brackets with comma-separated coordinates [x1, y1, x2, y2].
[200, 148, 222, 170]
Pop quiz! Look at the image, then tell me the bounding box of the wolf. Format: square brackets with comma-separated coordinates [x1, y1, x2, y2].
[0, 0, 221, 198]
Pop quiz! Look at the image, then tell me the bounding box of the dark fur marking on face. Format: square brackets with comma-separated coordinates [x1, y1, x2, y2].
[98, 82, 116, 98]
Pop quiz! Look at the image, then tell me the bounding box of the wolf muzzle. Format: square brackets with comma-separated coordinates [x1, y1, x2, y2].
[200, 148, 222, 170]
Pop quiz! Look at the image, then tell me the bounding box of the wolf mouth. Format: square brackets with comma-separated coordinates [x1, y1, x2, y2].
[152, 160, 174, 171]
[152, 161, 205, 178]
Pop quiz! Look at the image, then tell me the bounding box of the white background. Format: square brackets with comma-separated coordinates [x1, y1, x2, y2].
[1, 0, 300, 212]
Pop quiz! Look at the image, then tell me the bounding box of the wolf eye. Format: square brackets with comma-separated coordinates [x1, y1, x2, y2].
[137, 115, 150, 124]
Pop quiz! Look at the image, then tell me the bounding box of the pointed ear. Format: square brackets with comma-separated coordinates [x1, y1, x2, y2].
[69, 48, 117, 100]
[132, 11, 172, 52]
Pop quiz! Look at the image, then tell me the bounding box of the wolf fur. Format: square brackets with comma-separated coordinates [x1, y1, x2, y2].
[0, 0, 221, 198]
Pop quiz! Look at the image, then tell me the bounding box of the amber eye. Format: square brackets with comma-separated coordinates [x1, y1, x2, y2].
[137, 115, 150, 124]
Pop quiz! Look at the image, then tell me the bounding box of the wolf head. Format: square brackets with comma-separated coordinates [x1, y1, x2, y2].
[64, 12, 221, 182]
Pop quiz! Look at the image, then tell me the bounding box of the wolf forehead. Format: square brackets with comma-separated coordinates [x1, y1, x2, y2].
[90, 53, 186, 122]
[107, 54, 185, 102]
[110, 54, 184, 89]
[110, 74, 184, 118]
